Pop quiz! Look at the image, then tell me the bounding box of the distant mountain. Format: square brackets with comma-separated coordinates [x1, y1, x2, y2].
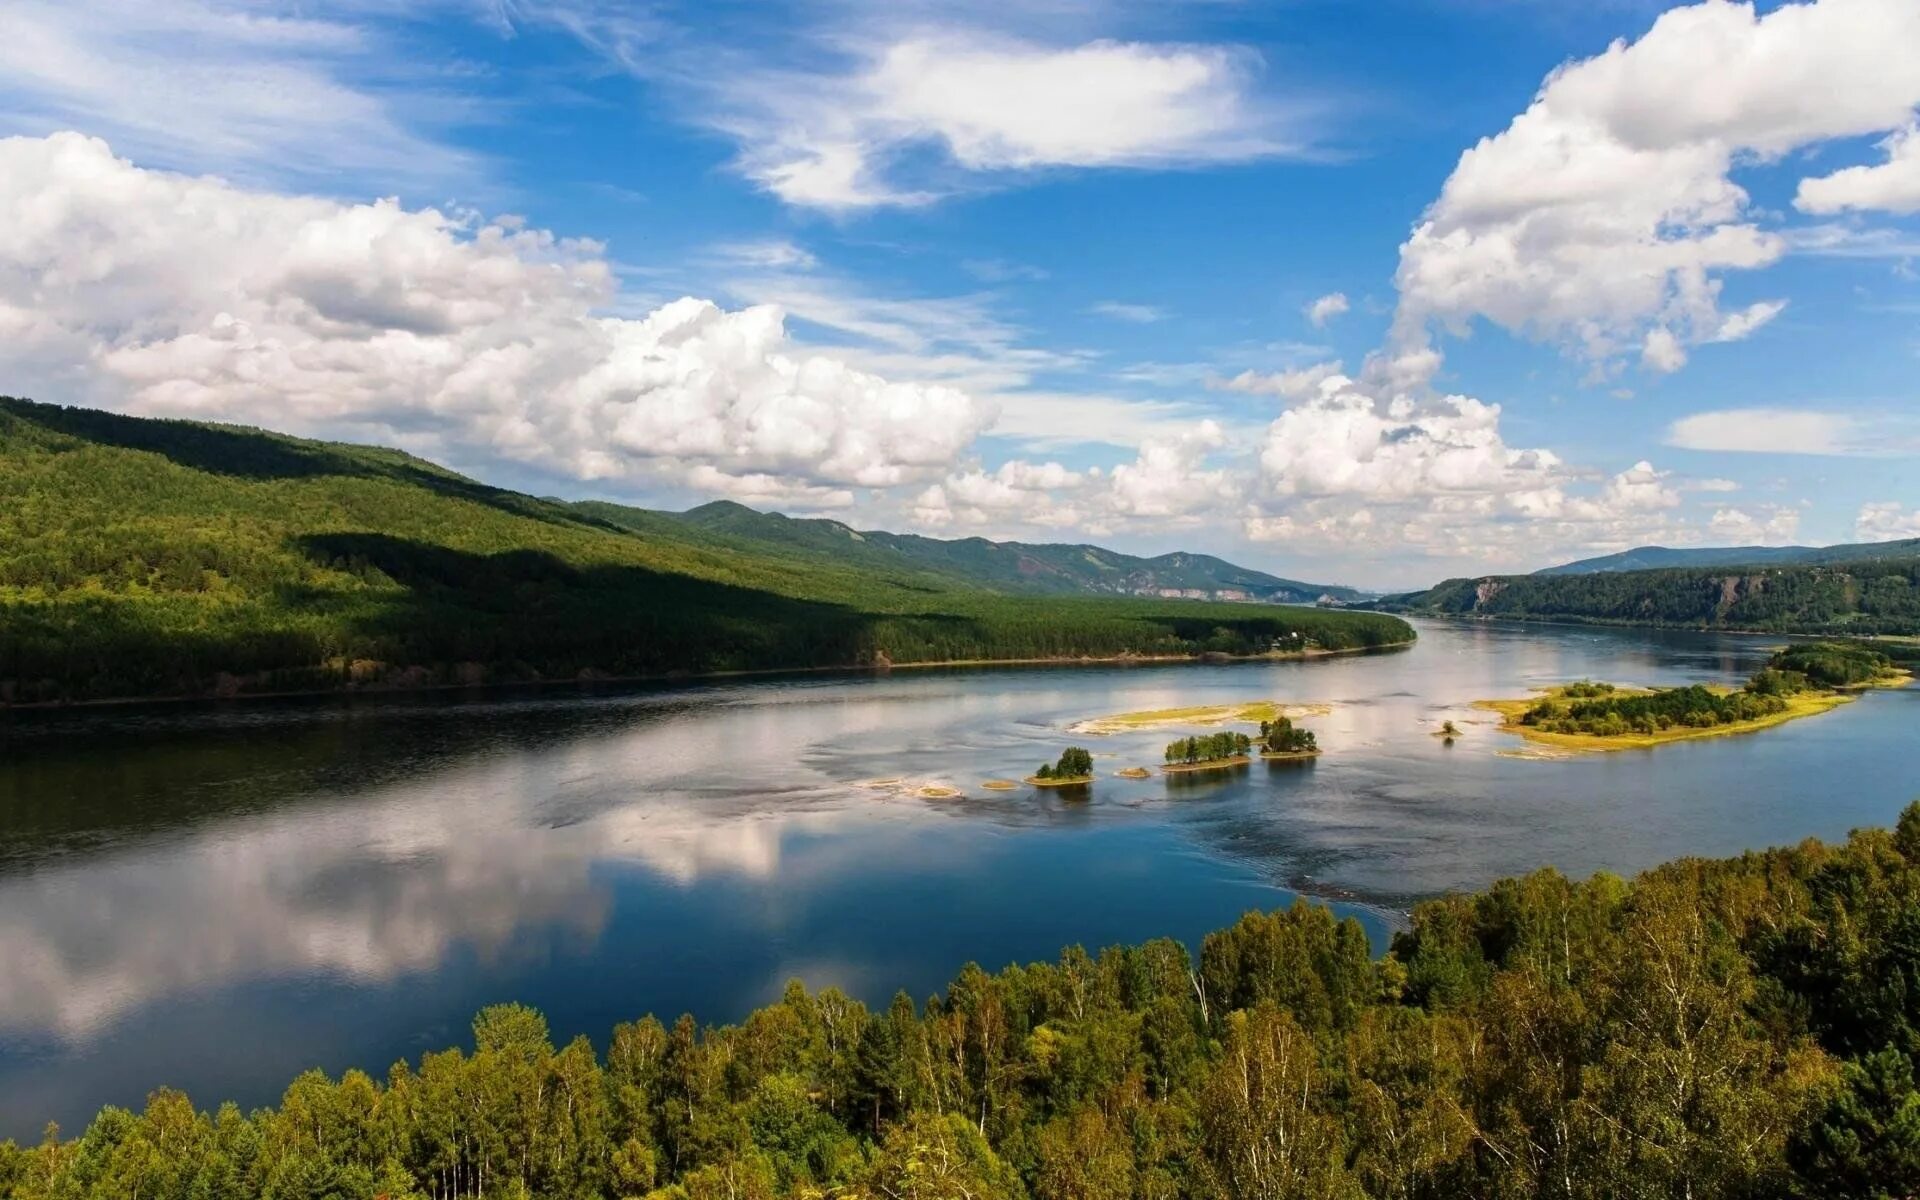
[1375, 557, 1920, 635]
[575, 498, 1363, 605]
[1538, 538, 1920, 575]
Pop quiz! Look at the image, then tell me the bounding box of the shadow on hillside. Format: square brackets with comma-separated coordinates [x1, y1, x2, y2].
[3, 397, 610, 532]
[290, 533, 981, 678]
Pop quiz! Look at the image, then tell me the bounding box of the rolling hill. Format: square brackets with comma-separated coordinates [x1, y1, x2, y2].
[1538, 537, 1920, 575]
[0, 397, 1411, 705]
[574, 498, 1362, 604]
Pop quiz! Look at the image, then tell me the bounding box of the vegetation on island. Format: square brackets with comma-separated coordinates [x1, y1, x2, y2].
[1437, 720, 1460, 739]
[1031, 747, 1095, 785]
[13, 805, 1920, 1197]
[1485, 642, 1908, 751]
[1376, 559, 1920, 635]
[1258, 716, 1318, 756]
[0, 398, 1413, 705]
[1070, 700, 1335, 736]
[1163, 731, 1253, 768]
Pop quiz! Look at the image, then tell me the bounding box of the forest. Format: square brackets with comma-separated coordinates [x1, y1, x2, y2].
[1260, 717, 1317, 755]
[0, 398, 1411, 705]
[9, 805, 1920, 1198]
[1380, 560, 1920, 634]
[1163, 731, 1253, 765]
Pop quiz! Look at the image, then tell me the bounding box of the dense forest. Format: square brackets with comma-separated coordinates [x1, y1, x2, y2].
[1538, 538, 1920, 576]
[0, 398, 1411, 705]
[1378, 560, 1920, 634]
[9, 806, 1920, 1197]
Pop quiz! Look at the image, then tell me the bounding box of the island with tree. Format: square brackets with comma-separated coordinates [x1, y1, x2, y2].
[1478, 641, 1910, 752]
[1028, 746, 1095, 787]
[1162, 731, 1254, 772]
[1258, 716, 1321, 760]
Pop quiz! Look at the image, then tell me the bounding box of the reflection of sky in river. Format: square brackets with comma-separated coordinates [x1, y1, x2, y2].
[1, 618, 1914, 1136]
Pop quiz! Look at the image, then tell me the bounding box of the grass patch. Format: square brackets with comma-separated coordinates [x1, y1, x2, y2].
[1073, 700, 1332, 735]
[1474, 677, 1906, 754]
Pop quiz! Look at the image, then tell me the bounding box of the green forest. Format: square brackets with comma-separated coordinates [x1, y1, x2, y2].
[1380, 561, 1920, 634]
[1163, 732, 1254, 765]
[10, 806, 1920, 1198]
[0, 398, 1411, 705]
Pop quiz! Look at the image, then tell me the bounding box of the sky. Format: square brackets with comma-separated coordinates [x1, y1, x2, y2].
[0, 0, 1917, 589]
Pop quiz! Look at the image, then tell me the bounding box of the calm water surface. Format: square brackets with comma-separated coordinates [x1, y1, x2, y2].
[1, 617, 1915, 1137]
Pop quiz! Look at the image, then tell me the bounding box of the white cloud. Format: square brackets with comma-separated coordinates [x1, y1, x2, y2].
[1212, 361, 1344, 401]
[1856, 501, 1920, 540]
[1391, 0, 1920, 378]
[1304, 292, 1349, 328]
[0, 0, 472, 188]
[1708, 504, 1802, 544]
[0, 132, 990, 495]
[705, 32, 1300, 210]
[1257, 374, 1563, 501]
[1798, 123, 1920, 215]
[1667, 407, 1920, 456]
[1091, 301, 1164, 323]
[711, 239, 819, 270]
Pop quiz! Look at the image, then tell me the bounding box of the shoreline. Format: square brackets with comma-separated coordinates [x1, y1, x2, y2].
[1025, 774, 1095, 788]
[1259, 749, 1322, 762]
[1162, 755, 1253, 774]
[0, 639, 1417, 714]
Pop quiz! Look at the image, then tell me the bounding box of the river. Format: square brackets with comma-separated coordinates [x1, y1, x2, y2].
[1, 617, 1913, 1137]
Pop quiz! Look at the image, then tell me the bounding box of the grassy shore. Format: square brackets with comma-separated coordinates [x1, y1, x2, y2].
[1258, 749, 1322, 762]
[1024, 774, 1095, 788]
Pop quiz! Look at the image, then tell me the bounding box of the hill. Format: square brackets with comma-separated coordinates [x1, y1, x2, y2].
[572, 498, 1362, 604]
[1539, 537, 1920, 575]
[1377, 558, 1920, 634]
[13, 803, 1920, 1196]
[0, 397, 1411, 705]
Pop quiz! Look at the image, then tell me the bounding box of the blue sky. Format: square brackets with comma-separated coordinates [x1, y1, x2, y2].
[1, 0, 1917, 588]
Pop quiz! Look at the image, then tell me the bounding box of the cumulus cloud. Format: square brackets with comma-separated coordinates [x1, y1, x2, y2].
[1390, 0, 1920, 379]
[1709, 505, 1803, 544]
[1797, 122, 1920, 215]
[0, 133, 991, 495]
[709, 32, 1299, 210]
[1856, 502, 1920, 540]
[1304, 292, 1349, 328]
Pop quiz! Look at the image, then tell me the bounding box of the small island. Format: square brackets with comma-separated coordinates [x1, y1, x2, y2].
[1028, 747, 1095, 787]
[1072, 700, 1332, 735]
[1478, 641, 1909, 753]
[1115, 766, 1152, 779]
[1162, 731, 1254, 773]
[1257, 716, 1321, 761]
[1433, 719, 1461, 741]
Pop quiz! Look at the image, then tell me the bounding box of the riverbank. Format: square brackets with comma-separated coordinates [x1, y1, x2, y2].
[0, 639, 1417, 714]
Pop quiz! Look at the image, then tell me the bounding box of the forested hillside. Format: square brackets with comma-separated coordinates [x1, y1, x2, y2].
[1539, 538, 1920, 575]
[575, 499, 1361, 604]
[1379, 559, 1920, 634]
[0, 398, 1409, 705]
[9, 804, 1920, 1198]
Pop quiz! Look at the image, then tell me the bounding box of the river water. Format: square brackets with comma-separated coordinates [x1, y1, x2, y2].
[1, 617, 1914, 1137]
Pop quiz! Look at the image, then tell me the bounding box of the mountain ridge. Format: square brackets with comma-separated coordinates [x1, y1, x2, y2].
[571, 498, 1362, 605]
[1538, 537, 1920, 575]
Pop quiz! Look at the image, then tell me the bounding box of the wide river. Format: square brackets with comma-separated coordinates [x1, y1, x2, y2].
[1, 617, 1914, 1137]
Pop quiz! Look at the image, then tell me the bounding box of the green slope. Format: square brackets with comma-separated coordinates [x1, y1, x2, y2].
[573, 497, 1363, 603]
[0, 398, 1412, 704]
[1538, 538, 1920, 575]
[1377, 559, 1920, 634]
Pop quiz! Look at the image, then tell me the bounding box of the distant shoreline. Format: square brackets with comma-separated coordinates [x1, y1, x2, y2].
[0, 638, 1418, 714]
